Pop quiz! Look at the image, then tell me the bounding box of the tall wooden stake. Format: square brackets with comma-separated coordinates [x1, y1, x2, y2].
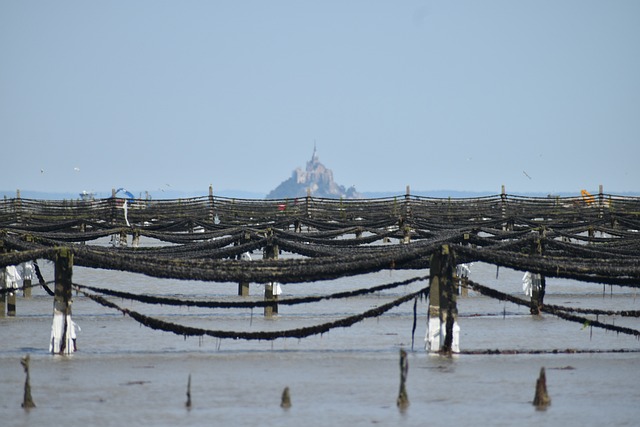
[396, 349, 409, 410]
[208, 184, 215, 224]
[533, 367, 551, 409]
[21, 354, 36, 409]
[185, 374, 192, 409]
[0, 244, 6, 317]
[238, 231, 251, 296]
[51, 248, 75, 354]
[530, 230, 546, 315]
[280, 386, 292, 409]
[426, 245, 459, 354]
[264, 230, 279, 317]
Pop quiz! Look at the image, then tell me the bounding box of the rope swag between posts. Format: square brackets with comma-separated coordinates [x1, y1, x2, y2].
[76, 285, 430, 341]
[2, 191, 640, 351]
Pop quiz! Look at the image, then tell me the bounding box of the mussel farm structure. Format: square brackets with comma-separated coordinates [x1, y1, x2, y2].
[2, 187, 640, 355]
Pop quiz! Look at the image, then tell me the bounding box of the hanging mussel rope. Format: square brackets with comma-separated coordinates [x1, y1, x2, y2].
[465, 279, 640, 338]
[72, 275, 429, 308]
[77, 285, 429, 341]
[2, 192, 640, 348]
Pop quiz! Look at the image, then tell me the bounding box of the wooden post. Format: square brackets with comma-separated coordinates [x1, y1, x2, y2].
[238, 231, 251, 296]
[0, 243, 6, 317]
[396, 348, 409, 410]
[7, 283, 16, 316]
[530, 230, 546, 315]
[280, 387, 292, 409]
[132, 229, 140, 248]
[598, 184, 604, 219]
[111, 188, 117, 224]
[305, 188, 311, 219]
[15, 189, 22, 225]
[208, 184, 215, 224]
[533, 367, 551, 409]
[402, 187, 411, 244]
[501, 185, 508, 231]
[426, 245, 459, 354]
[238, 281, 250, 297]
[51, 248, 75, 354]
[21, 355, 36, 409]
[185, 374, 192, 409]
[404, 185, 411, 228]
[0, 265, 5, 318]
[23, 278, 32, 298]
[264, 230, 279, 317]
[22, 240, 34, 298]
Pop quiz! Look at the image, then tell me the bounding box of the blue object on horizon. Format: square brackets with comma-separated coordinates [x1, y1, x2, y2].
[115, 188, 135, 199]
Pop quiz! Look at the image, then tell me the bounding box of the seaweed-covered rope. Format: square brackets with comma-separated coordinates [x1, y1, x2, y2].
[73, 275, 429, 308]
[465, 279, 640, 338]
[76, 285, 430, 340]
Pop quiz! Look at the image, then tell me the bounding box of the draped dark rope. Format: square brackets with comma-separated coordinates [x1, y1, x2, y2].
[465, 279, 640, 338]
[73, 275, 428, 308]
[76, 285, 429, 341]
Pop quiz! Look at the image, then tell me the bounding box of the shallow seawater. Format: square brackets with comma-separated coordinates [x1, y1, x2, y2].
[1, 261, 639, 427]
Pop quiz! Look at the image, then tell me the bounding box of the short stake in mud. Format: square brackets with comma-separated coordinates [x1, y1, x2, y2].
[397, 349, 409, 410]
[21, 354, 36, 409]
[185, 374, 192, 409]
[533, 367, 551, 409]
[280, 386, 291, 409]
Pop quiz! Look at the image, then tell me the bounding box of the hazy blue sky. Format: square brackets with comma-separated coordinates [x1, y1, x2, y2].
[1, 1, 639, 198]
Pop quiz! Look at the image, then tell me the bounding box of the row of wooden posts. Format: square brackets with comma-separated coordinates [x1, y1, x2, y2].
[1, 242, 548, 354]
[18, 347, 550, 411]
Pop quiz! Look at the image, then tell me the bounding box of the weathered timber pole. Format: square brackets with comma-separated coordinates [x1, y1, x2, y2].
[280, 386, 292, 409]
[0, 268, 5, 318]
[598, 184, 604, 219]
[132, 229, 140, 248]
[396, 348, 409, 410]
[403, 185, 412, 244]
[530, 230, 546, 315]
[110, 188, 117, 225]
[119, 229, 128, 247]
[21, 355, 36, 409]
[15, 189, 22, 226]
[501, 185, 511, 231]
[23, 270, 32, 299]
[0, 243, 6, 317]
[208, 184, 215, 224]
[237, 230, 251, 297]
[185, 374, 192, 409]
[263, 229, 279, 317]
[50, 248, 76, 354]
[426, 245, 459, 354]
[305, 188, 311, 219]
[7, 273, 16, 317]
[533, 367, 551, 409]
[22, 237, 34, 298]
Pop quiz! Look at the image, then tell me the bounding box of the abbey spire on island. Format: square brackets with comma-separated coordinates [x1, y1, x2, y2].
[266, 145, 361, 199]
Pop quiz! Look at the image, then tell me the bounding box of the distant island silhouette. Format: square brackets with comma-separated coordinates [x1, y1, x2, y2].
[266, 147, 361, 199]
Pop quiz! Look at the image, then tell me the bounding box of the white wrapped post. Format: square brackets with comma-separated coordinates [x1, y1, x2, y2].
[21, 262, 34, 298]
[5, 265, 21, 316]
[425, 245, 459, 354]
[50, 248, 76, 354]
[263, 233, 279, 316]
